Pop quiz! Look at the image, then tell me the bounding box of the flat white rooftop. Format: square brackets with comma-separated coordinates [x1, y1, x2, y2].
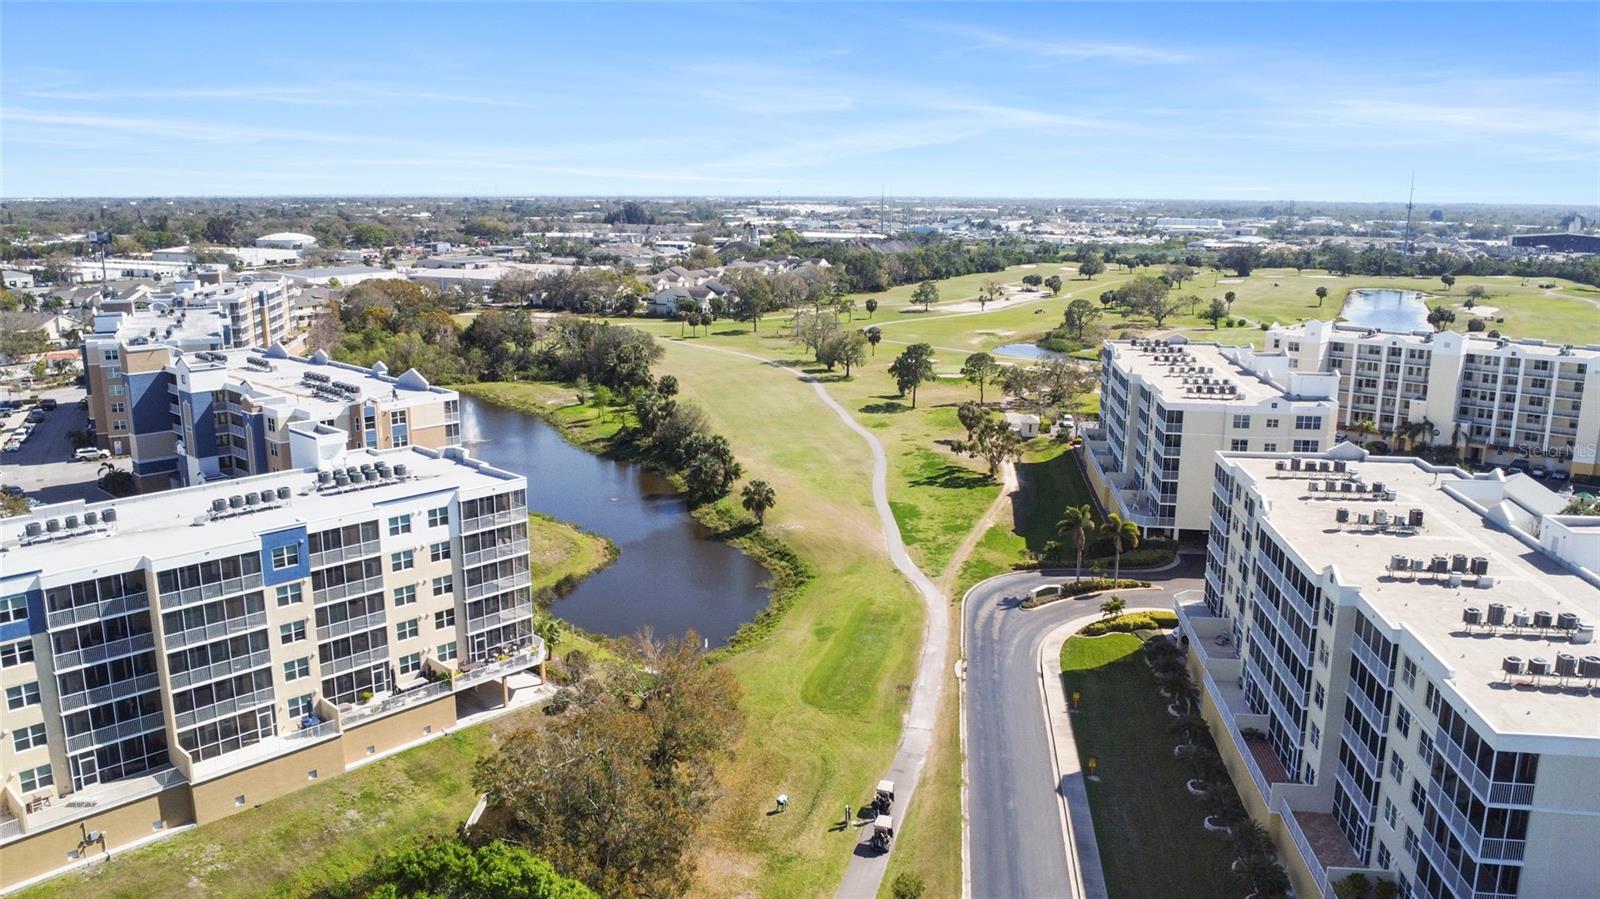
[175, 345, 455, 417]
[1, 447, 519, 578]
[1108, 339, 1329, 406]
[1233, 454, 1600, 743]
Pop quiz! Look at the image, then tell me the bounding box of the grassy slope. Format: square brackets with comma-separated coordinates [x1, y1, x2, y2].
[1060, 634, 1239, 899]
[20, 516, 622, 899]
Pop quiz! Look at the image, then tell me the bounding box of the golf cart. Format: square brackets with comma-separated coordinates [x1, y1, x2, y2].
[873, 779, 895, 815]
[870, 815, 895, 853]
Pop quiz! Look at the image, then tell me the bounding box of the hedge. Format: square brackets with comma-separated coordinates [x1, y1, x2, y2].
[1018, 578, 1150, 609]
[1081, 609, 1179, 636]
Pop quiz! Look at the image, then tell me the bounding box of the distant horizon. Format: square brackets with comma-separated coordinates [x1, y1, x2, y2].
[3, 2, 1597, 203]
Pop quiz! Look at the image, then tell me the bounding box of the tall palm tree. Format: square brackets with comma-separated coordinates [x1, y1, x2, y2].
[740, 479, 776, 525]
[1055, 504, 1096, 583]
[1347, 418, 1379, 446]
[1100, 513, 1141, 583]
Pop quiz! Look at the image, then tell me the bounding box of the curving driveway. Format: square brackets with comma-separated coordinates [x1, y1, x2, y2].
[963, 556, 1203, 899]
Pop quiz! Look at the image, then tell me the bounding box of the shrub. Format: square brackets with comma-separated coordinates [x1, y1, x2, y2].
[1017, 578, 1151, 608]
[1080, 609, 1179, 636]
[1467, 317, 1486, 333]
[890, 872, 926, 899]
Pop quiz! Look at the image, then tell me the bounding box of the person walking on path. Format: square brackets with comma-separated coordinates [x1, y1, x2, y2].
[844, 804, 852, 827]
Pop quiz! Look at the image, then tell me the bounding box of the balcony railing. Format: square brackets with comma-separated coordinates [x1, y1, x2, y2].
[1339, 722, 1383, 778]
[162, 609, 268, 651]
[341, 679, 451, 730]
[464, 569, 532, 602]
[1433, 728, 1536, 806]
[454, 642, 545, 689]
[188, 717, 341, 783]
[46, 591, 149, 630]
[313, 574, 384, 605]
[462, 507, 527, 534]
[158, 572, 265, 610]
[52, 631, 156, 672]
[1275, 797, 1331, 899]
[1243, 654, 1305, 746]
[65, 711, 166, 752]
[316, 608, 388, 641]
[1333, 762, 1376, 824]
[464, 540, 525, 568]
[310, 539, 381, 570]
[1351, 632, 1394, 686]
[58, 672, 161, 713]
[174, 687, 275, 730]
[167, 649, 273, 691]
[1419, 828, 1517, 899]
[1343, 681, 1389, 733]
[1204, 668, 1270, 802]
[1425, 780, 1527, 862]
[320, 644, 389, 677]
[466, 604, 533, 636]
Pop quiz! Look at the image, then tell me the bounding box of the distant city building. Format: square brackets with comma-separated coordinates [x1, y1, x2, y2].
[1083, 337, 1339, 537]
[1155, 216, 1224, 232]
[1266, 322, 1600, 478]
[0, 445, 542, 889]
[1507, 232, 1600, 255]
[1180, 447, 1599, 899]
[254, 232, 319, 250]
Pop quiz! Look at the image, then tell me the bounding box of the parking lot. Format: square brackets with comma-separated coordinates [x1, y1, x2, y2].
[0, 386, 118, 506]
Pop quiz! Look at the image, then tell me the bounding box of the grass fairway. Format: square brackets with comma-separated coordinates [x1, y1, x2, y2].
[528, 512, 617, 595]
[1060, 634, 1239, 899]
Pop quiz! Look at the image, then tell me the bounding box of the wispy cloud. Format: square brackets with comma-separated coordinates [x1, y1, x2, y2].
[21, 83, 529, 109]
[3, 108, 362, 145]
[924, 22, 1195, 64]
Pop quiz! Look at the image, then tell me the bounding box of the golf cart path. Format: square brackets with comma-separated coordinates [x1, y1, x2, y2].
[674, 340, 948, 899]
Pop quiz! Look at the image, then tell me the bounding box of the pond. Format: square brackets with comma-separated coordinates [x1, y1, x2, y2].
[993, 342, 1068, 361]
[458, 396, 771, 646]
[1340, 289, 1432, 332]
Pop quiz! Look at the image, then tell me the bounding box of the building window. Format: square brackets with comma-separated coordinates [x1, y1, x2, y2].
[1262, 442, 1277, 453]
[109, 384, 125, 396]
[1383, 798, 1398, 829]
[391, 550, 414, 571]
[1292, 439, 1319, 453]
[20, 764, 53, 792]
[280, 620, 307, 644]
[288, 693, 315, 720]
[431, 575, 452, 597]
[388, 515, 412, 536]
[427, 506, 449, 528]
[1230, 439, 1249, 452]
[1377, 844, 1392, 870]
[1389, 750, 1405, 783]
[1410, 778, 1425, 812]
[277, 583, 303, 606]
[0, 638, 34, 667]
[110, 402, 127, 414]
[394, 584, 417, 606]
[1309, 723, 1320, 748]
[1318, 640, 1329, 667]
[1232, 414, 1251, 429]
[268, 442, 279, 457]
[1395, 705, 1411, 738]
[104, 348, 120, 362]
[113, 419, 129, 432]
[1265, 418, 1279, 428]
[1400, 655, 1417, 688]
[429, 541, 451, 563]
[1323, 600, 1334, 626]
[434, 608, 455, 629]
[437, 641, 458, 662]
[284, 657, 310, 682]
[398, 652, 422, 675]
[1295, 415, 1323, 430]
[1313, 682, 1325, 708]
[13, 723, 48, 752]
[0, 594, 28, 624]
[7, 682, 42, 709]
[271, 545, 301, 570]
[1403, 827, 1419, 861]
[396, 618, 419, 641]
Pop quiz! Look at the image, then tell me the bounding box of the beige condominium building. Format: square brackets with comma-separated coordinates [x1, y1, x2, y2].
[1266, 321, 1600, 479]
[0, 445, 543, 891]
[1178, 444, 1599, 899]
[1083, 336, 1340, 538]
[82, 320, 461, 492]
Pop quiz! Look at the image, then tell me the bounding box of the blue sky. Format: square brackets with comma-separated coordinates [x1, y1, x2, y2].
[3, 2, 1597, 203]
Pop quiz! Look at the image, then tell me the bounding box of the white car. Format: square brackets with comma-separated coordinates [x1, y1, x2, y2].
[2, 440, 20, 453]
[74, 447, 112, 462]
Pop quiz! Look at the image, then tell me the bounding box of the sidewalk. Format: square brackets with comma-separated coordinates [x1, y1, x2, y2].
[1038, 622, 1109, 899]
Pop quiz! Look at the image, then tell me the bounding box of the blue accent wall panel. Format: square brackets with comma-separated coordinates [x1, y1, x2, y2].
[133, 457, 179, 476]
[188, 388, 218, 457]
[261, 525, 310, 586]
[250, 413, 269, 475]
[128, 371, 173, 435]
[0, 587, 45, 640]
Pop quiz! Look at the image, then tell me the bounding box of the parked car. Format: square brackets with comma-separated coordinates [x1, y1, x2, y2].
[26, 408, 46, 423]
[1, 485, 22, 497]
[74, 447, 111, 462]
[1548, 469, 1570, 484]
[2, 439, 21, 453]
[39, 398, 58, 411]
[1506, 459, 1531, 475]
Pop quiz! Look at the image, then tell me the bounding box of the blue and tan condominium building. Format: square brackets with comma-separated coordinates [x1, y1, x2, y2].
[1178, 444, 1599, 899]
[0, 446, 542, 890]
[1083, 336, 1340, 538]
[84, 313, 461, 492]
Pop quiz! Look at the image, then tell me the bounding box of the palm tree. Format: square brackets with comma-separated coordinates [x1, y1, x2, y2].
[865, 326, 882, 355]
[1315, 285, 1329, 306]
[1229, 819, 1274, 862]
[1347, 418, 1379, 446]
[740, 479, 776, 525]
[1055, 504, 1096, 583]
[1100, 513, 1141, 582]
[1099, 595, 1126, 619]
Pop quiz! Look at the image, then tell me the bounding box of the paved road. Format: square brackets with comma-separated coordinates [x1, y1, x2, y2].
[964, 556, 1203, 899]
[670, 341, 948, 899]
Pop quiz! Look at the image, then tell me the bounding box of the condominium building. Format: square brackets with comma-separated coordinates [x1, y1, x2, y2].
[1178, 445, 1599, 899]
[1266, 321, 1600, 478]
[0, 446, 543, 890]
[83, 328, 461, 492]
[1082, 337, 1340, 537]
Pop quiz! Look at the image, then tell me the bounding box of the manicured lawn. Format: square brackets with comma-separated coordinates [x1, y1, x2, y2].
[455, 380, 627, 452]
[20, 726, 512, 899]
[1059, 634, 1240, 899]
[1013, 441, 1099, 553]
